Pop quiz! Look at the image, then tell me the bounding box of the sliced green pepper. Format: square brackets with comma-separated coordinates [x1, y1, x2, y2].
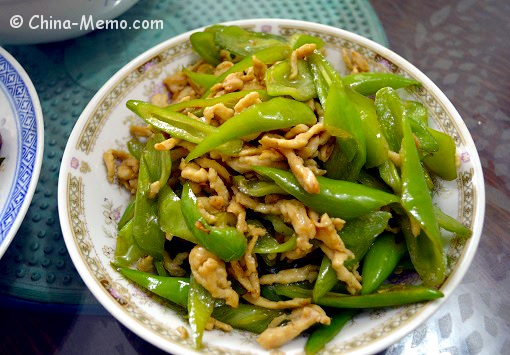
[253, 234, 297, 254]
[361, 232, 406, 295]
[164, 90, 272, 112]
[288, 33, 324, 50]
[272, 284, 443, 308]
[375, 87, 405, 153]
[132, 134, 170, 260]
[127, 100, 243, 155]
[305, 309, 357, 355]
[117, 197, 135, 231]
[341, 210, 392, 270]
[158, 185, 196, 243]
[253, 166, 399, 220]
[181, 183, 247, 262]
[115, 266, 190, 307]
[347, 88, 389, 168]
[190, 31, 222, 66]
[343, 72, 421, 96]
[127, 138, 144, 160]
[211, 303, 284, 334]
[400, 107, 446, 286]
[423, 128, 457, 181]
[213, 25, 286, 58]
[312, 255, 338, 302]
[188, 275, 215, 349]
[183, 67, 218, 92]
[378, 159, 402, 194]
[202, 45, 291, 97]
[114, 219, 143, 267]
[265, 58, 316, 101]
[233, 175, 288, 197]
[262, 215, 295, 237]
[434, 206, 472, 238]
[186, 97, 316, 161]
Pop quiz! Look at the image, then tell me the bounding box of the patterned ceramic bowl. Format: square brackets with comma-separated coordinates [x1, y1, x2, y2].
[58, 19, 485, 354]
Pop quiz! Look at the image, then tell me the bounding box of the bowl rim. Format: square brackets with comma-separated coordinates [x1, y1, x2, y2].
[58, 18, 485, 355]
[0, 46, 45, 259]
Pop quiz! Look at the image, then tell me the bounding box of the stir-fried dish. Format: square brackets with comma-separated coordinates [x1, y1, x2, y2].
[104, 25, 471, 353]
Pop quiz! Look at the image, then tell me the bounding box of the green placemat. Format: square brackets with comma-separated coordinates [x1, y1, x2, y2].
[0, 0, 387, 307]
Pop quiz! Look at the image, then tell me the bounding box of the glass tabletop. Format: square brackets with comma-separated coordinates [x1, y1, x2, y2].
[0, 0, 508, 354]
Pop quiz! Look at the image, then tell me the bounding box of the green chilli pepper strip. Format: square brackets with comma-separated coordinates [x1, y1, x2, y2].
[342, 72, 422, 96]
[253, 234, 297, 254]
[116, 265, 284, 334]
[402, 217, 446, 287]
[305, 309, 358, 355]
[213, 25, 287, 58]
[183, 67, 218, 91]
[357, 169, 393, 193]
[375, 87, 405, 153]
[186, 97, 316, 161]
[378, 159, 402, 194]
[202, 45, 291, 97]
[181, 182, 247, 262]
[132, 134, 170, 260]
[400, 102, 446, 287]
[309, 51, 372, 180]
[265, 58, 316, 101]
[127, 138, 144, 160]
[342, 210, 392, 269]
[188, 275, 215, 349]
[272, 284, 443, 308]
[253, 166, 399, 220]
[434, 206, 472, 238]
[127, 100, 243, 155]
[347, 88, 389, 168]
[115, 266, 190, 307]
[164, 90, 272, 112]
[158, 185, 196, 243]
[405, 109, 439, 154]
[190, 31, 222, 65]
[423, 128, 458, 181]
[288, 33, 324, 50]
[262, 215, 295, 237]
[233, 175, 288, 197]
[211, 303, 285, 334]
[361, 232, 406, 295]
[317, 285, 444, 308]
[405, 100, 429, 125]
[117, 198, 135, 231]
[312, 255, 338, 302]
[114, 219, 143, 267]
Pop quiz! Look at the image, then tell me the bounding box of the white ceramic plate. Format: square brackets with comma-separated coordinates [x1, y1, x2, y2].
[58, 19, 485, 355]
[0, 47, 44, 259]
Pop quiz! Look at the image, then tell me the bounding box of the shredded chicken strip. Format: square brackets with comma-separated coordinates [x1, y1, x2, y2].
[189, 246, 239, 307]
[205, 317, 233, 332]
[289, 43, 317, 79]
[257, 305, 330, 350]
[163, 251, 188, 277]
[278, 200, 315, 252]
[234, 91, 262, 114]
[226, 198, 249, 233]
[150, 93, 169, 108]
[155, 137, 181, 151]
[204, 103, 234, 124]
[195, 157, 231, 183]
[234, 190, 281, 215]
[320, 244, 361, 295]
[227, 149, 287, 174]
[259, 265, 319, 285]
[252, 56, 267, 82]
[243, 294, 310, 310]
[207, 168, 229, 207]
[280, 148, 320, 194]
[130, 125, 153, 137]
[179, 159, 208, 183]
[259, 123, 324, 150]
[214, 61, 234, 76]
